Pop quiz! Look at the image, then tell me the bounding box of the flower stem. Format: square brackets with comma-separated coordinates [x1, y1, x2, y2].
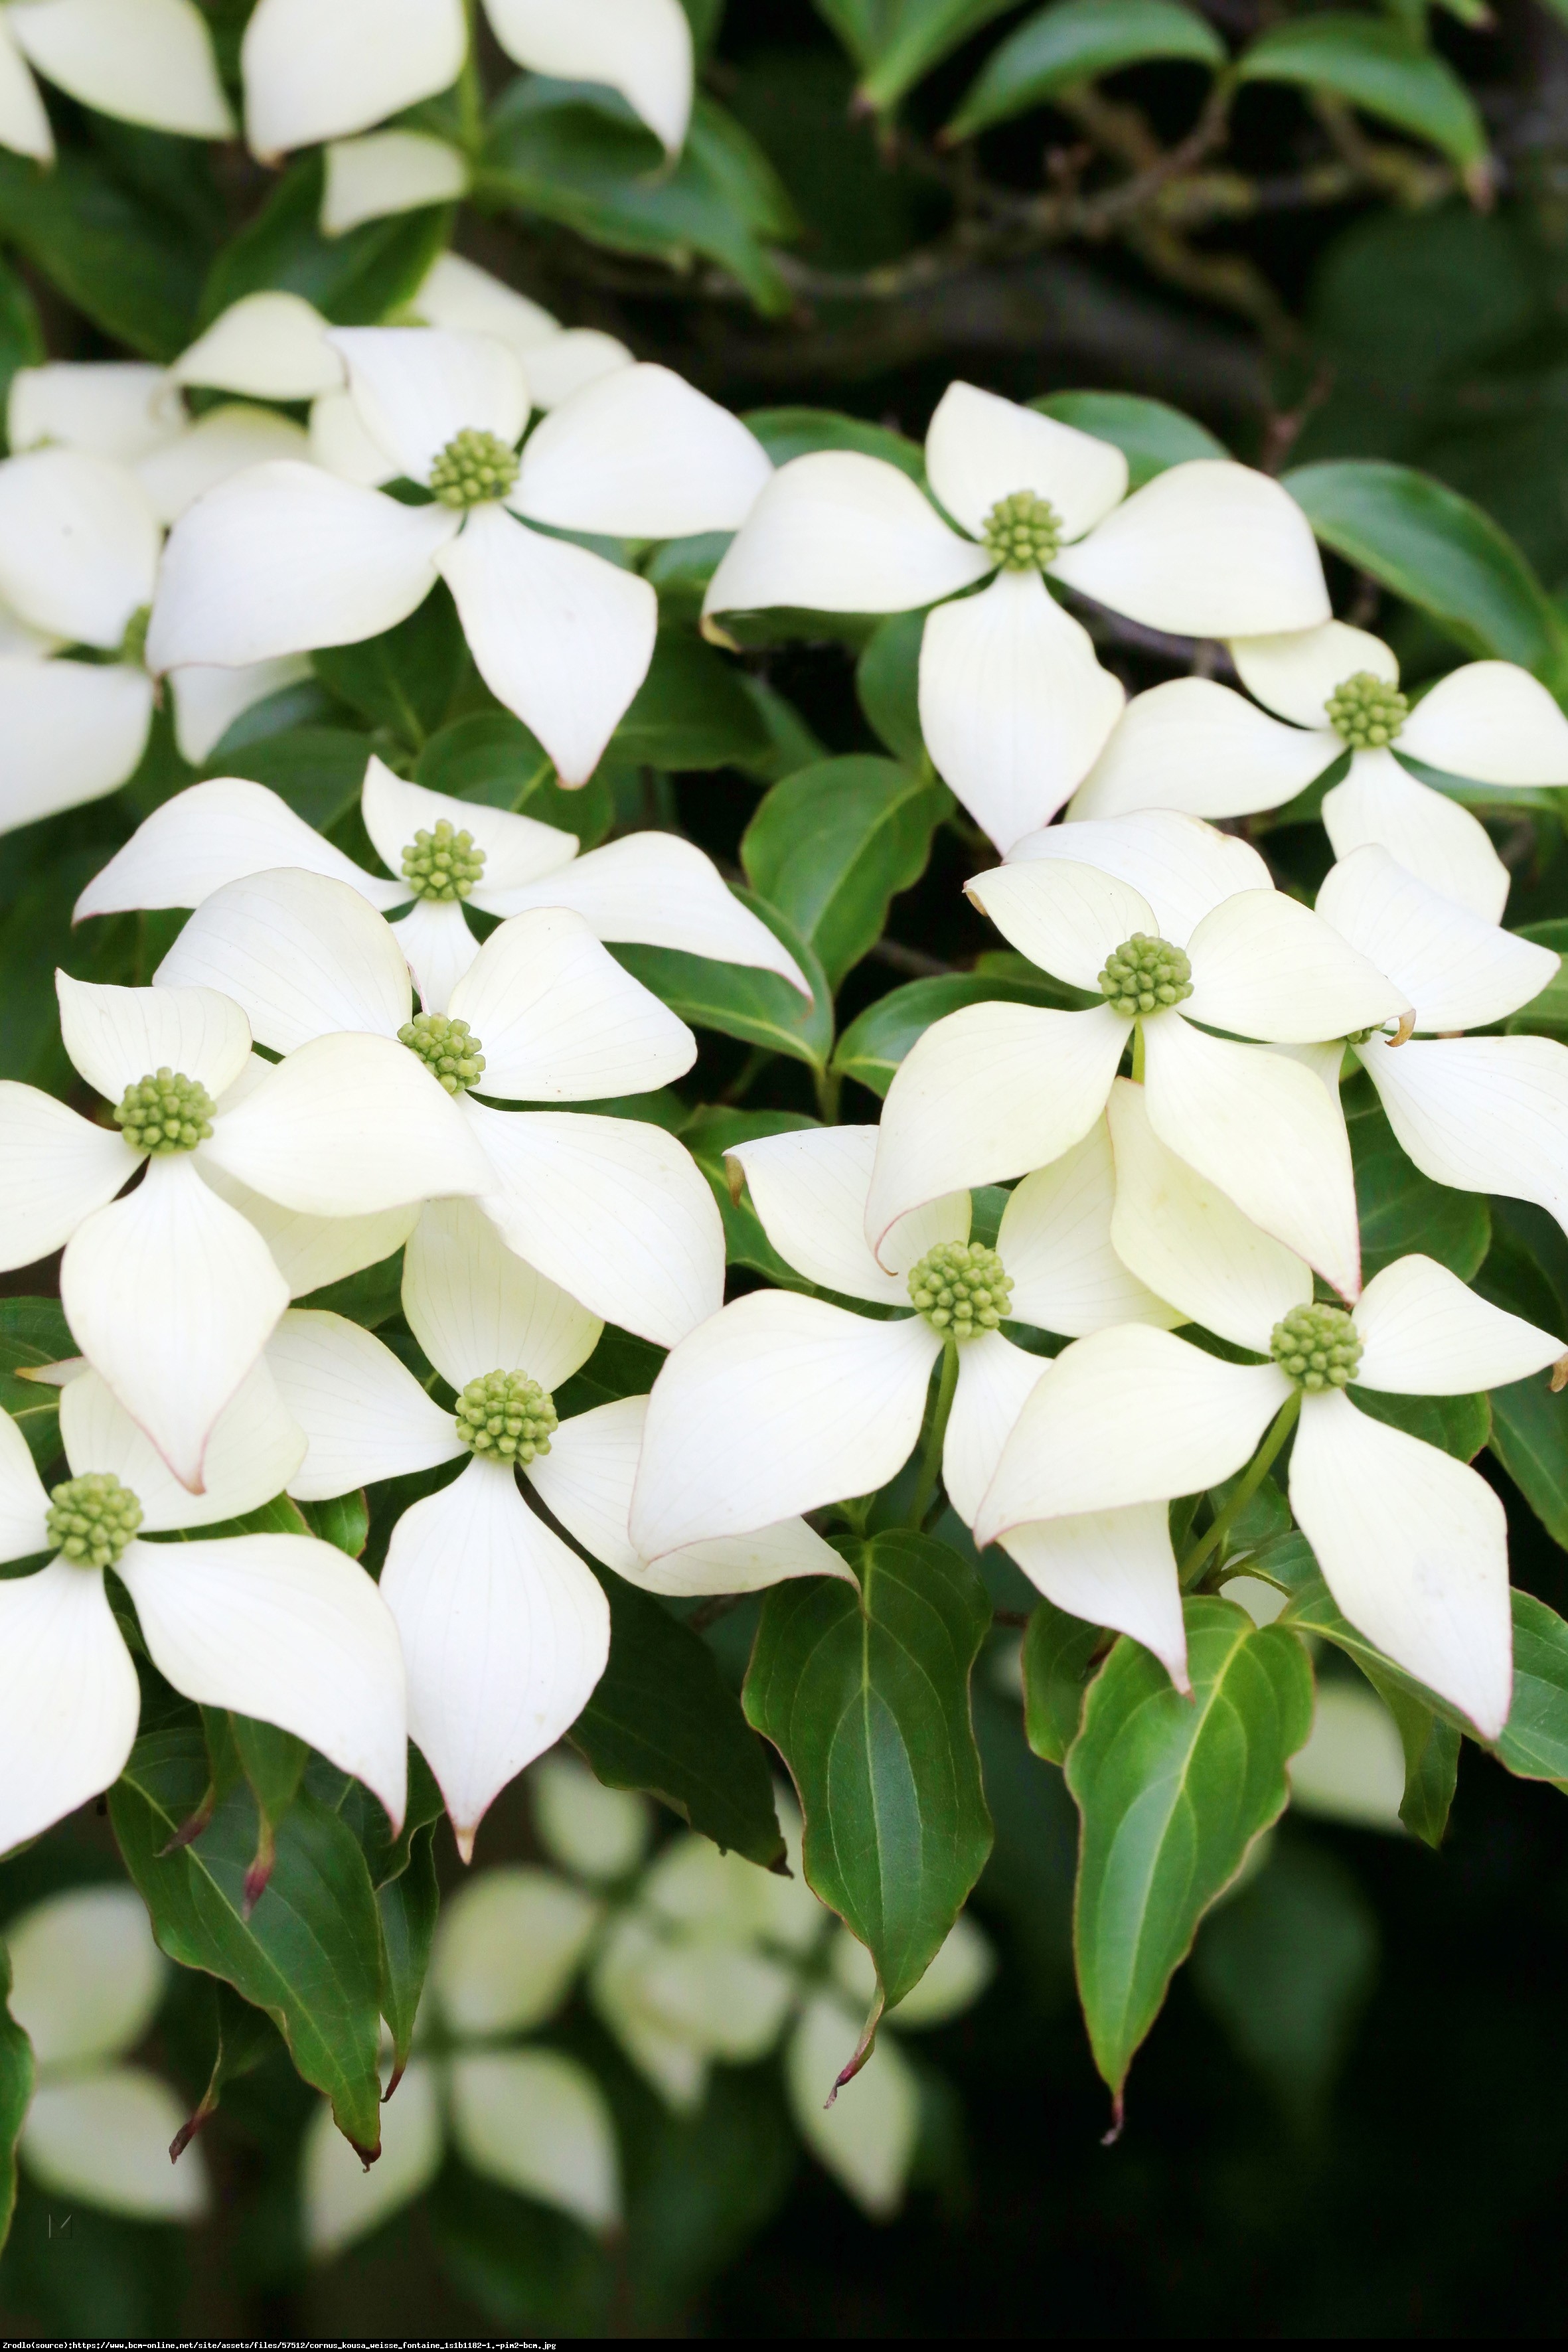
[1131, 1022, 1145, 1084]
[907, 1340, 959, 1530]
[1177, 1389, 1300, 1591]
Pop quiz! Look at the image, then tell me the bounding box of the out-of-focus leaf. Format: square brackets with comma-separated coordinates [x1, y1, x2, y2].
[1237, 13, 1488, 179]
[0, 1942, 33, 2253]
[1508, 919, 1568, 1038]
[1032, 389, 1229, 489]
[610, 631, 771, 770]
[0, 149, 202, 357]
[0, 1300, 73, 1472]
[949, 0, 1226, 139]
[1022, 1597, 1107, 1766]
[313, 594, 467, 749]
[200, 153, 451, 326]
[414, 710, 614, 845]
[830, 965, 1089, 1097]
[613, 893, 833, 1069]
[204, 726, 374, 834]
[1356, 1667, 1460, 1847]
[742, 755, 948, 990]
[0, 255, 42, 442]
[817, 0, 1022, 112]
[1348, 1095, 1490, 1282]
[378, 1824, 438, 2085]
[170, 1980, 277, 2163]
[743, 406, 925, 479]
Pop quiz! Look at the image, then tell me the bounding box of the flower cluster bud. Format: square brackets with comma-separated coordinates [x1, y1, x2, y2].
[47, 1472, 143, 1569]
[399, 1011, 486, 1095]
[1097, 933, 1194, 1019]
[980, 489, 1063, 570]
[429, 427, 519, 509]
[1325, 670, 1408, 750]
[114, 1067, 215, 1154]
[907, 1239, 1013, 1336]
[1269, 1302, 1363, 1390]
[455, 1369, 558, 1464]
[401, 819, 485, 902]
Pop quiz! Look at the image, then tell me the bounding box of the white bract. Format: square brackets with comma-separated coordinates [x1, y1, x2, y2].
[866, 812, 1407, 1302]
[702, 382, 1330, 851]
[1072, 619, 1568, 921]
[6, 1884, 208, 2223]
[976, 1080, 1565, 1730]
[147, 327, 773, 785]
[406, 254, 633, 413]
[0, 0, 231, 162]
[0, 1366, 408, 1850]
[0, 973, 488, 1486]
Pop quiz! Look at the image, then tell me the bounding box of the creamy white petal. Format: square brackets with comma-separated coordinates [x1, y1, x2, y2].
[1106, 1075, 1308, 1351]
[5, 1884, 162, 2067]
[0, 655, 152, 833]
[0, 1558, 139, 1853]
[865, 1001, 1129, 1259]
[171, 293, 341, 402]
[702, 451, 992, 619]
[330, 329, 527, 490]
[965, 858, 1152, 990]
[525, 330, 635, 413]
[0, 17, 50, 157]
[918, 570, 1125, 852]
[925, 380, 1128, 542]
[787, 1996, 919, 2221]
[1315, 844, 1555, 1032]
[976, 1326, 1289, 1543]
[139, 404, 309, 528]
[0, 1409, 48, 1563]
[1353, 1251, 1562, 1394]
[1289, 1389, 1512, 1739]
[0, 449, 158, 647]
[307, 387, 397, 488]
[158, 870, 412, 1056]
[514, 362, 770, 538]
[998, 1114, 1180, 1337]
[21, 2070, 208, 2222]
[57, 973, 252, 1102]
[8, 361, 181, 463]
[1000, 1505, 1188, 1691]
[1398, 661, 1568, 787]
[362, 753, 576, 894]
[1322, 748, 1510, 923]
[1067, 676, 1336, 824]
[1050, 460, 1330, 637]
[1229, 620, 1397, 728]
[119, 1530, 407, 1824]
[404, 1193, 601, 1395]
[1357, 1032, 1568, 1233]
[389, 898, 480, 1018]
[241, 0, 466, 155]
[728, 1125, 967, 1306]
[530, 1753, 650, 1883]
[321, 129, 468, 236]
[1184, 888, 1409, 1045]
[266, 1310, 459, 1498]
[0, 1081, 139, 1270]
[146, 463, 459, 673]
[414, 253, 560, 352]
[382, 1454, 609, 1857]
[61, 1357, 305, 1531]
[437, 507, 658, 787]
[11, 0, 230, 135]
[629, 1293, 941, 1559]
[433, 1866, 602, 2035]
[1142, 1014, 1362, 1300]
[449, 907, 695, 1100]
[1012, 808, 1273, 941]
[74, 777, 402, 923]
[941, 1327, 1047, 1529]
[449, 2049, 619, 2229]
[303, 2061, 443, 2256]
[468, 1103, 723, 1349]
[485, 0, 692, 150]
[195, 1162, 418, 1299]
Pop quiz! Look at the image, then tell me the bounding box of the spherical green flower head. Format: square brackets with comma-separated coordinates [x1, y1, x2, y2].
[908, 1239, 1014, 1336]
[400, 1010, 486, 1095]
[1325, 670, 1408, 751]
[114, 1067, 215, 1154]
[1098, 933, 1193, 1019]
[429, 427, 519, 510]
[980, 489, 1063, 571]
[455, 1368, 558, 1464]
[47, 1472, 143, 1569]
[1270, 1302, 1363, 1391]
[401, 819, 485, 902]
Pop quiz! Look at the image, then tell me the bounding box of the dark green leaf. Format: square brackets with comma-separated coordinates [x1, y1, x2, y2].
[169, 1980, 277, 2163]
[948, 0, 1226, 139]
[742, 755, 948, 990]
[1508, 920, 1568, 1038]
[553, 1326, 668, 1418]
[0, 1943, 33, 2254]
[743, 406, 926, 479]
[200, 152, 451, 326]
[0, 256, 43, 442]
[378, 1824, 439, 2085]
[0, 149, 203, 357]
[680, 1105, 821, 1286]
[415, 711, 614, 846]
[205, 726, 374, 834]
[313, 593, 467, 749]
[1348, 1383, 1490, 1462]
[295, 1248, 406, 1329]
[830, 967, 1089, 1097]
[1494, 1590, 1568, 1789]
[1486, 1375, 1568, 1548]
[1348, 1096, 1490, 1281]
[610, 631, 771, 770]
[1237, 13, 1488, 179]
[612, 892, 833, 1069]
[856, 611, 927, 767]
[0, 1300, 73, 1472]
[1356, 1666, 1460, 1847]
[819, 0, 1023, 110]
[226, 1715, 309, 1913]
[1022, 1597, 1107, 1766]
[297, 1492, 370, 1560]
[1032, 390, 1229, 489]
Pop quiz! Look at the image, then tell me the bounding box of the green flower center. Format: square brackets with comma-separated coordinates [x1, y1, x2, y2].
[401, 820, 485, 902]
[400, 1011, 486, 1096]
[455, 1368, 558, 1464]
[47, 1472, 142, 1569]
[114, 1067, 215, 1155]
[980, 489, 1063, 571]
[428, 428, 519, 509]
[119, 604, 151, 667]
[1098, 933, 1193, 1019]
[907, 1240, 1013, 1337]
[1269, 1302, 1363, 1391]
[1325, 670, 1408, 751]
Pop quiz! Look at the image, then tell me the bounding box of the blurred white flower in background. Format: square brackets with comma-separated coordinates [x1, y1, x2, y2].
[0, 0, 231, 162]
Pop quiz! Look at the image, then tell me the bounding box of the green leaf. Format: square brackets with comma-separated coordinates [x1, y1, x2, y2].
[0, 1298, 73, 1471]
[741, 755, 948, 990]
[226, 1714, 310, 1913]
[1494, 1590, 1568, 1789]
[169, 1980, 278, 2163]
[1348, 1095, 1490, 1281]
[817, 0, 1024, 112]
[200, 151, 451, 326]
[0, 1942, 33, 2255]
[295, 1248, 406, 1329]
[1031, 390, 1229, 490]
[1282, 460, 1565, 678]
[109, 1729, 385, 2154]
[743, 406, 926, 480]
[1508, 920, 1568, 1038]
[205, 726, 374, 834]
[378, 1824, 439, 2086]
[1065, 1595, 1313, 2100]
[1356, 1666, 1460, 1847]
[947, 0, 1226, 139]
[680, 1105, 821, 1286]
[856, 611, 927, 768]
[1237, 13, 1488, 179]
[297, 1491, 370, 1560]
[610, 631, 771, 769]
[1022, 1598, 1109, 1766]
[1486, 1375, 1568, 1548]
[313, 593, 467, 749]
[414, 710, 614, 845]
[1348, 1383, 1490, 1463]
[743, 1528, 994, 2013]
[611, 892, 833, 1070]
[830, 967, 1087, 1097]
[0, 148, 203, 358]
[571, 1569, 785, 1867]
[0, 255, 43, 443]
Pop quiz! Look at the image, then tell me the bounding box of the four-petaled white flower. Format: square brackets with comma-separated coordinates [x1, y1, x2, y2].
[702, 382, 1330, 852]
[1073, 616, 1568, 919]
[0, 0, 231, 163]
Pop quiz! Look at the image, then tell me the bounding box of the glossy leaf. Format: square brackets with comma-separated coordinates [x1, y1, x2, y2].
[741, 755, 949, 989]
[0, 1299, 73, 1473]
[1348, 1096, 1490, 1283]
[1494, 1591, 1568, 1790]
[611, 631, 772, 771]
[818, 0, 1023, 111]
[1237, 13, 1488, 179]
[830, 965, 1090, 1097]
[206, 726, 375, 836]
[378, 1824, 439, 2086]
[0, 1942, 33, 2255]
[1032, 390, 1229, 490]
[743, 407, 926, 480]
[612, 893, 834, 1069]
[949, 0, 1227, 139]
[856, 611, 927, 768]
[1486, 1376, 1568, 1549]
[1348, 1384, 1490, 1463]
[298, 1492, 370, 1561]
[313, 593, 467, 750]
[1022, 1597, 1108, 1766]
[200, 152, 451, 327]
[680, 1105, 821, 1287]
[414, 712, 614, 846]
[1355, 1666, 1460, 1848]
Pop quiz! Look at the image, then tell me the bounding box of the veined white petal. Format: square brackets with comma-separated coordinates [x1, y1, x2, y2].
[1106, 1075, 1308, 1352]
[362, 753, 576, 894]
[728, 1125, 967, 1305]
[74, 777, 401, 923]
[119, 1531, 407, 1825]
[450, 2046, 620, 2229]
[1357, 1032, 1568, 1233]
[308, 386, 397, 487]
[1143, 1014, 1362, 1299]
[865, 1002, 1129, 1259]
[138, 404, 309, 528]
[467, 1103, 724, 1349]
[433, 1865, 603, 2034]
[241, 0, 466, 156]
[526, 331, 634, 412]
[787, 1996, 919, 2221]
[629, 1294, 941, 1558]
[11, 0, 232, 137]
[1184, 888, 1409, 1044]
[1315, 844, 1556, 1032]
[0, 656, 152, 832]
[60, 1357, 305, 1531]
[390, 898, 479, 1018]
[485, 0, 692, 151]
[514, 363, 770, 538]
[1050, 460, 1330, 637]
[0, 449, 158, 647]
[171, 293, 341, 402]
[965, 858, 1152, 990]
[1322, 748, 1510, 923]
[1289, 1391, 1512, 1738]
[169, 656, 311, 769]
[0, 1409, 48, 1565]
[437, 507, 658, 786]
[0, 17, 50, 158]
[57, 973, 251, 1102]
[919, 570, 1125, 852]
[1353, 1251, 1563, 1394]
[21, 2069, 208, 2223]
[198, 1162, 419, 1300]
[321, 129, 467, 236]
[998, 1113, 1181, 1336]
[1008, 808, 1271, 942]
[1067, 676, 1336, 824]
[975, 1326, 1289, 1544]
[414, 252, 560, 351]
[0, 1557, 139, 1852]
[942, 1328, 1047, 1528]
[925, 380, 1128, 543]
[1397, 660, 1568, 787]
[146, 462, 459, 672]
[5, 1884, 163, 2067]
[157, 869, 411, 1052]
[403, 1194, 601, 1394]
[8, 360, 181, 464]
[1001, 1505, 1188, 1691]
[1229, 620, 1397, 727]
[329, 329, 527, 489]
[383, 1454, 609, 1857]
[449, 907, 695, 1100]
[303, 2062, 443, 2257]
[0, 1081, 139, 1271]
[267, 1310, 459, 1498]
[702, 451, 992, 618]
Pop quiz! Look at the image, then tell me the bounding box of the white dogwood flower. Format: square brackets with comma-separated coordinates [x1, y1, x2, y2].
[0, 973, 489, 1484]
[866, 813, 1408, 1303]
[0, 1363, 408, 1851]
[977, 1080, 1565, 1733]
[75, 756, 809, 1017]
[702, 382, 1330, 851]
[1071, 617, 1568, 920]
[155, 867, 724, 1345]
[147, 329, 773, 784]
[0, 0, 231, 163]
[410, 253, 632, 414]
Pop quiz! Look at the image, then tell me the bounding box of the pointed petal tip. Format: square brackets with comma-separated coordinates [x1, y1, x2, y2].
[455, 1824, 477, 1865]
